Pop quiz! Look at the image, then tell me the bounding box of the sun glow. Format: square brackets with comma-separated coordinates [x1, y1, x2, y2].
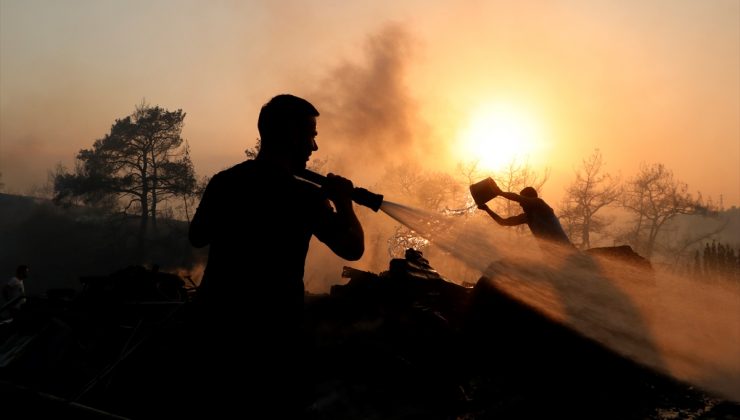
[456, 103, 543, 171]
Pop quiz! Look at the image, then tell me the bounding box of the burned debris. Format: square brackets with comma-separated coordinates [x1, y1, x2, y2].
[0, 252, 737, 419]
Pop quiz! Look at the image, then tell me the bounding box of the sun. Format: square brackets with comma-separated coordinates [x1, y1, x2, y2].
[457, 103, 542, 171]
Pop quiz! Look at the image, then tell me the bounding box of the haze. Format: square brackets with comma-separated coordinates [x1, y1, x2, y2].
[1, 0, 738, 207]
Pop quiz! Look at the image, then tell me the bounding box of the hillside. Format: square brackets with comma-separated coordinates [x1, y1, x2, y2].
[0, 193, 205, 295]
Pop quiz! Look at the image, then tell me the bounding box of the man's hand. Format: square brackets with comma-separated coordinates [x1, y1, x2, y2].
[322, 173, 354, 208]
[316, 173, 364, 261]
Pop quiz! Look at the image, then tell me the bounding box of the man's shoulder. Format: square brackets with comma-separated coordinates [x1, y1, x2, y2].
[219, 160, 254, 175]
[532, 197, 552, 209]
[209, 161, 257, 183]
[522, 197, 553, 214]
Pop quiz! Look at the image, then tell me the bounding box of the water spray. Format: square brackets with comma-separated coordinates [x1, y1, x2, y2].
[296, 169, 385, 212]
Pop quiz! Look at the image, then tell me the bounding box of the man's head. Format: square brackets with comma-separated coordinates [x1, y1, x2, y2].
[257, 94, 320, 171]
[520, 187, 538, 198]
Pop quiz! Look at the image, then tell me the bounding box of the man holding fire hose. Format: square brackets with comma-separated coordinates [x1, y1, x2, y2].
[189, 94, 365, 416]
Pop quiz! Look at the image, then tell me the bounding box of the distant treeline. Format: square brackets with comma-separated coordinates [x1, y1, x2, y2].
[674, 241, 740, 282]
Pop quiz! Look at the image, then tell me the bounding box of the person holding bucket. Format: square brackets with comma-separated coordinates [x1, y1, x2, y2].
[471, 178, 573, 247]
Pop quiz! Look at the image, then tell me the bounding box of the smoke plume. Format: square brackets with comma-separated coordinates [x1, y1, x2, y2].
[311, 23, 424, 183]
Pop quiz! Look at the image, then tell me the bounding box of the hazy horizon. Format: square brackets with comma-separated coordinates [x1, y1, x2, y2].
[1, 0, 739, 208]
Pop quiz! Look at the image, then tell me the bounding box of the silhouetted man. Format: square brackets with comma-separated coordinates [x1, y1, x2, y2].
[188, 94, 364, 416]
[478, 186, 573, 247]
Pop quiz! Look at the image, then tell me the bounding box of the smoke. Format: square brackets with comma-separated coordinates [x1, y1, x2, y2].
[0, 135, 64, 195]
[303, 24, 437, 292]
[310, 23, 425, 183]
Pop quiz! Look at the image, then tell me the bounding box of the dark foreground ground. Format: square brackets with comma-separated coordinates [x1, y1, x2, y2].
[1, 251, 738, 419]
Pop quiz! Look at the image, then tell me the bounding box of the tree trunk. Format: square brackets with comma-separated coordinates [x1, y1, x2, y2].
[151, 188, 158, 232]
[582, 218, 591, 250]
[140, 161, 149, 239]
[646, 221, 658, 258]
[151, 150, 158, 232]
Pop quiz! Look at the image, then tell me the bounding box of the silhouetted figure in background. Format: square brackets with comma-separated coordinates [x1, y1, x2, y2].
[476, 187, 666, 401]
[1, 265, 29, 319]
[478, 186, 573, 247]
[189, 94, 364, 416]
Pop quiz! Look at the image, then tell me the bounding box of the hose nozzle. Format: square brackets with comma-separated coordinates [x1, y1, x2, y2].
[297, 170, 384, 212]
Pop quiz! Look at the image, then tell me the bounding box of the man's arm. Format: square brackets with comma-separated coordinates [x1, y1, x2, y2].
[478, 203, 527, 226]
[315, 174, 364, 261]
[497, 190, 540, 207]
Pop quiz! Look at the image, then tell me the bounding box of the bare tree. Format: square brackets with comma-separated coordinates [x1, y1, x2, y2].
[456, 160, 484, 186]
[620, 163, 700, 258]
[559, 149, 621, 249]
[417, 171, 466, 212]
[450, 160, 487, 214]
[380, 163, 425, 200]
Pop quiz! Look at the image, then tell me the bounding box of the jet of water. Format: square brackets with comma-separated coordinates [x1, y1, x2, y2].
[379, 200, 740, 402]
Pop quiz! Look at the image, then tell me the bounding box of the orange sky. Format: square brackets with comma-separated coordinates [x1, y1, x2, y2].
[1, 0, 738, 207]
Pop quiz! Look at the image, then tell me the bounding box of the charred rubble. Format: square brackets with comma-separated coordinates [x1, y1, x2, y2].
[1, 250, 738, 419]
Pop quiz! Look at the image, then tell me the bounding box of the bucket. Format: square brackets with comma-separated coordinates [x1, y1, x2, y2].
[469, 177, 499, 205]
